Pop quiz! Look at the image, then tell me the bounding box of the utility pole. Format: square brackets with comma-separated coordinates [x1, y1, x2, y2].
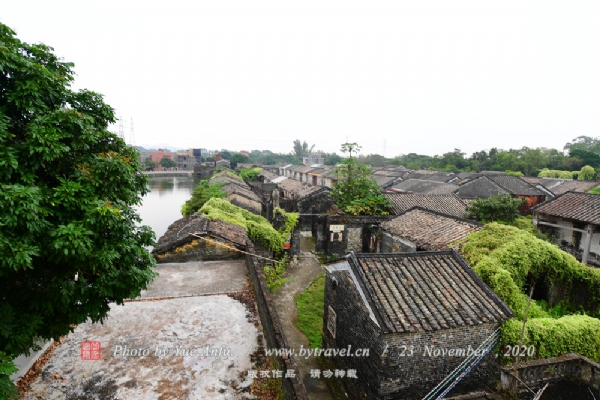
[129, 117, 135, 146]
[118, 116, 125, 142]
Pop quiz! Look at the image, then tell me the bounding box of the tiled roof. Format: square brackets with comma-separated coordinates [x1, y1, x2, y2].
[381, 208, 481, 250]
[457, 174, 545, 198]
[276, 178, 322, 198]
[521, 177, 600, 196]
[373, 175, 400, 188]
[221, 183, 261, 203]
[348, 251, 513, 333]
[405, 172, 457, 183]
[152, 214, 249, 255]
[486, 174, 546, 195]
[384, 193, 468, 218]
[389, 179, 459, 195]
[532, 191, 600, 224]
[259, 170, 279, 181]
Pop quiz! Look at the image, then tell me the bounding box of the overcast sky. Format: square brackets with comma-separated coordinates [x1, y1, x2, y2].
[3, 1, 599, 157]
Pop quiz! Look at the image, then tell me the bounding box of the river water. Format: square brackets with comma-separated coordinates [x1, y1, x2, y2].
[135, 175, 200, 244]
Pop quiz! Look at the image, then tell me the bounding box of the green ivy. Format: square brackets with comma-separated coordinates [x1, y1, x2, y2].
[239, 167, 263, 181]
[181, 180, 226, 216]
[200, 198, 284, 252]
[458, 223, 600, 362]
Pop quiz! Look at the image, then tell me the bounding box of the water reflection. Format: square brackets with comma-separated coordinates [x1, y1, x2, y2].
[135, 175, 200, 243]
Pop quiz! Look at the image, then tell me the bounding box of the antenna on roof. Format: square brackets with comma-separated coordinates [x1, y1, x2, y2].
[383, 139, 387, 158]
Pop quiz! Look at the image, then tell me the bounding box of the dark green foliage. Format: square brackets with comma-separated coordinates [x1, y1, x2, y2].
[180, 180, 226, 216]
[459, 224, 600, 362]
[0, 23, 157, 391]
[292, 139, 314, 157]
[465, 195, 524, 223]
[0, 351, 18, 399]
[144, 158, 157, 170]
[160, 156, 176, 169]
[330, 143, 392, 216]
[239, 167, 262, 181]
[229, 153, 249, 169]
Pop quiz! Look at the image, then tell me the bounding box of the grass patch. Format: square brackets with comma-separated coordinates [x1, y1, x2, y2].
[295, 273, 325, 349]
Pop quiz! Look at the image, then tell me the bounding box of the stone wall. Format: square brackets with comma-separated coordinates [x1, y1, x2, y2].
[500, 353, 600, 392]
[380, 232, 416, 253]
[346, 227, 362, 253]
[155, 238, 244, 263]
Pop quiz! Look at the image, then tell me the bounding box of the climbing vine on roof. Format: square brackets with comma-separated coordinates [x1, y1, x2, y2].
[199, 198, 295, 253]
[457, 223, 600, 363]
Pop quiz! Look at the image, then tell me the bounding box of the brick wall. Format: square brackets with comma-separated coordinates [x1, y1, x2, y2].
[324, 264, 501, 399]
[323, 268, 384, 399]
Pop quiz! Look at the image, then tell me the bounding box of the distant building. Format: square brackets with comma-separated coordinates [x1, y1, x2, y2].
[240, 150, 250, 157]
[148, 149, 174, 163]
[532, 191, 600, 266]
[302, 153, 324, 166]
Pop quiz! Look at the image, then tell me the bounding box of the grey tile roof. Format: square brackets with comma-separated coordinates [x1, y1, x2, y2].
[381, 208, 481, 250]
[259, 170, 279, 181]
[456, 174, 545, 198]
[221, 183, 262, 203]
[276, 178, 322, 198]
[373, 175, 401, 188]
[384, 193, 468, 218]
[348, 251, 513, 333]
[521, 177, 600, 196]
[532, 191, 600, 224]
[404, 172, 457, 183]
[389, 179, 459, 195]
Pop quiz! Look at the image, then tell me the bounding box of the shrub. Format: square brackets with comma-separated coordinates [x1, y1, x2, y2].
[181, 180, 226, 216]
[465, 195, 524, 223]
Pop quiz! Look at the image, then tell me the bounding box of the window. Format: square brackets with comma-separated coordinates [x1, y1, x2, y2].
[327, 306, 337, 338]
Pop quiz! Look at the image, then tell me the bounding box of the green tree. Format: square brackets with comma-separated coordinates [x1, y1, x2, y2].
[219, 150, 232, 160]
[465, 195, 524, 223]
[230, 153, 249, 169]
[0, 23, 156, 395]
[579, 165, 596, 180]
[292, 139, 314, 157]
[330, 143, 392, 216]
[144, 157, 157, 170]
[160, 156, 176, 169]
[181, 180, 227, 216]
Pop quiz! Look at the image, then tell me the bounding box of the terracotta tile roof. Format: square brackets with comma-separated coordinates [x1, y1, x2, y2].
[532, 191, 600, 224]
[348, 251, 513, 333]
[381, 208, 481, 250]
[389, 179, 459, 195]
[152, 214, 249, 255]
[384, 193, 468, 218]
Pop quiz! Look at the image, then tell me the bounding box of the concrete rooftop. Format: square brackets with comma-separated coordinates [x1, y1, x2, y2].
[21, 260, 260, 400]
